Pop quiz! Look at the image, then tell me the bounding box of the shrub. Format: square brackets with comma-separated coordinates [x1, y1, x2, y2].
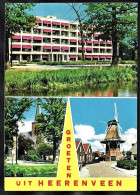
[24, 150, 43, 162]
[117, 160, 135, 170]
[5, 67, 137, 92]
[5, 164, 58, 177]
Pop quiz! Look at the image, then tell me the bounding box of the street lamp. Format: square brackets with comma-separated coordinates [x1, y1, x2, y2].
[123, 53, 125, 61]
[12, 150, 15, 165]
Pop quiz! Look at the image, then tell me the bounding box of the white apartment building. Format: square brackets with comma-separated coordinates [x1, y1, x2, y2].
[9, 16, 112, 62]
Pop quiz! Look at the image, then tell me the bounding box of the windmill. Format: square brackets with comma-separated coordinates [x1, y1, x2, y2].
[100, 103, 123, 136]
[100, 103, 125, 161]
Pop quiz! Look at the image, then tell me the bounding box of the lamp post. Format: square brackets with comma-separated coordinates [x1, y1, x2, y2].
[123, 53, 125, 61]
[12, 150, 15, 165]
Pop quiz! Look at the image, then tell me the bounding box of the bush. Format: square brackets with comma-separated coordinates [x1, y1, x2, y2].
[36, 143, 53, 160]
[117, 160, 136, 170]
[24, 150, 43, 162]
[5, 67, 137, 92]
[121, 61, 135, 64]
[5, 164, 58, 177]
[25, 154, 42, 162]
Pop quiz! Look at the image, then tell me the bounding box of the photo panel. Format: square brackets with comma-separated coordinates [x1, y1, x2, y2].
[4, 1, 138, 193]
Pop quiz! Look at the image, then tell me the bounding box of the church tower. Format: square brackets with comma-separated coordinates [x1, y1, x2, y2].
[32, 103, 41, 137]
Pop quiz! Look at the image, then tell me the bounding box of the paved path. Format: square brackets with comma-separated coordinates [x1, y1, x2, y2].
[80, 162, 136, 178]
[7, 160, 52, 165]
[10, 64, 111, 70]
[10, 63, 135, 70]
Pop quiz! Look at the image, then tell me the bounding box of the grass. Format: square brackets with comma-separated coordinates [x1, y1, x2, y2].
[5, 67, 137, 92]
[5, 163, 58, 177]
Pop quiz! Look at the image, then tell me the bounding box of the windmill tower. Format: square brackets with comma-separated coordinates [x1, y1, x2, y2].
[100, 103, 125, 161]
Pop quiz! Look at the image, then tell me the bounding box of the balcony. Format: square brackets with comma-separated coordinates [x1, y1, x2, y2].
[33, 29, 41, 35]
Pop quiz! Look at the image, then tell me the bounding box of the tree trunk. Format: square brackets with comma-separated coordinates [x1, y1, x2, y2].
[111, 40, 118, 66]
[111, 7, 118, 66]
[52, 138, 56, 163]
[5, 35, 9, 63]
[80, 25, 85, 61]
[10, 37, 13, 67]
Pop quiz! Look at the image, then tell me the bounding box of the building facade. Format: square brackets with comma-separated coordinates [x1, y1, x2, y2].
[83, 143, 93, 163]
[75, 140, 86, 166]
[9, 15, 113, 62]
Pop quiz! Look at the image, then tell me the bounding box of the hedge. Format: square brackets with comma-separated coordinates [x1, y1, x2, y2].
[5, 164, 58, 177]
[117, 160, 137, 170]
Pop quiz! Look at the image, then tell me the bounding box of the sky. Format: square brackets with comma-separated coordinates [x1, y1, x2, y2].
[70, 98, 137, 152]
[26, 3, 81, 21]
[17, 97, 137, 153]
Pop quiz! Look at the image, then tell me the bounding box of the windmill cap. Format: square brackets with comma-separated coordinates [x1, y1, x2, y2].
[107, 120, 117, 125]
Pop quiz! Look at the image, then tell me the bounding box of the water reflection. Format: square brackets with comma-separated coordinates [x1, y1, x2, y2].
[6, 81, 137, 97]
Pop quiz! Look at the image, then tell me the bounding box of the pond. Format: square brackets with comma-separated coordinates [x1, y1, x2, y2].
[6, 80, 137, 97]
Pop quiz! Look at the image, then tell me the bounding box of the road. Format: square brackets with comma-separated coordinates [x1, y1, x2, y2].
[80, 161, 136, 178]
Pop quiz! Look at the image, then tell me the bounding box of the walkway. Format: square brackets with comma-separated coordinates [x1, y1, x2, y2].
[10, 63, 111, 70]
[6, 160, 52, 165]
[10, 63, 135, 70]
[80, 161, 136, 178]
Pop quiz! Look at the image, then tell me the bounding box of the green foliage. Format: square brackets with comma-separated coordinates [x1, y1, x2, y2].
[15, 60, 111, 65]
[119, 40, 135, 61]
[126, 151, 132, 160]
[36, 143, 53, 160]
[6, 3, 36, 38]
[24, 150, 42, 162]
[5, 3, 36, 62]
[35, 99, 66, 162]
[36, 135, 45, 145]
[5, 67, 137, 93]
[5, 164, 57, 177]
[5, 98, 33, 152]
[18, 134, 34, 158]
[117, 160, 136, 170]
[84, 3, 137, 65]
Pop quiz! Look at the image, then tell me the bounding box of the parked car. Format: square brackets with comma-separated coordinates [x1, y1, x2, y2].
[33, 58, 43, 62]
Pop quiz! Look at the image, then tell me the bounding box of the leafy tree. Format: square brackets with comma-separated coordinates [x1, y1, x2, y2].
[5, 98, 33, 154]
[119, 40, 133, 60]
[5, 3, 36, 63]
[126, 151, 132, 160]
[36, 134, 45, 145]
[35, 98, 66, 162]
[69, 3, 90, 61]
[85, 3, 137, 65]
[36, 143, 53, 160]
[18, 134, 34, 158]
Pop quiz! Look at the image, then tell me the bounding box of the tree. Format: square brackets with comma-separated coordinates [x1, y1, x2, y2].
[35, 98, 66, 162]
[5, 3, 36, 64]
[36, 134, 45, 145]
[36, 143, 53, 160]
[5, 98, 33, 154]
[85, 3, 137, 65]
[119, 40, 133, 60]
[69, 3, 90, 61]
[18, 134, 34, 158]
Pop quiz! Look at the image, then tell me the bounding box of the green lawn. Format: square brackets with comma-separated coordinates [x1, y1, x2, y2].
[5, 163, 58, 177]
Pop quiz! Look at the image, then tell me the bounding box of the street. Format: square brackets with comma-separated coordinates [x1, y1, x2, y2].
[80, 161, 136, 178]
